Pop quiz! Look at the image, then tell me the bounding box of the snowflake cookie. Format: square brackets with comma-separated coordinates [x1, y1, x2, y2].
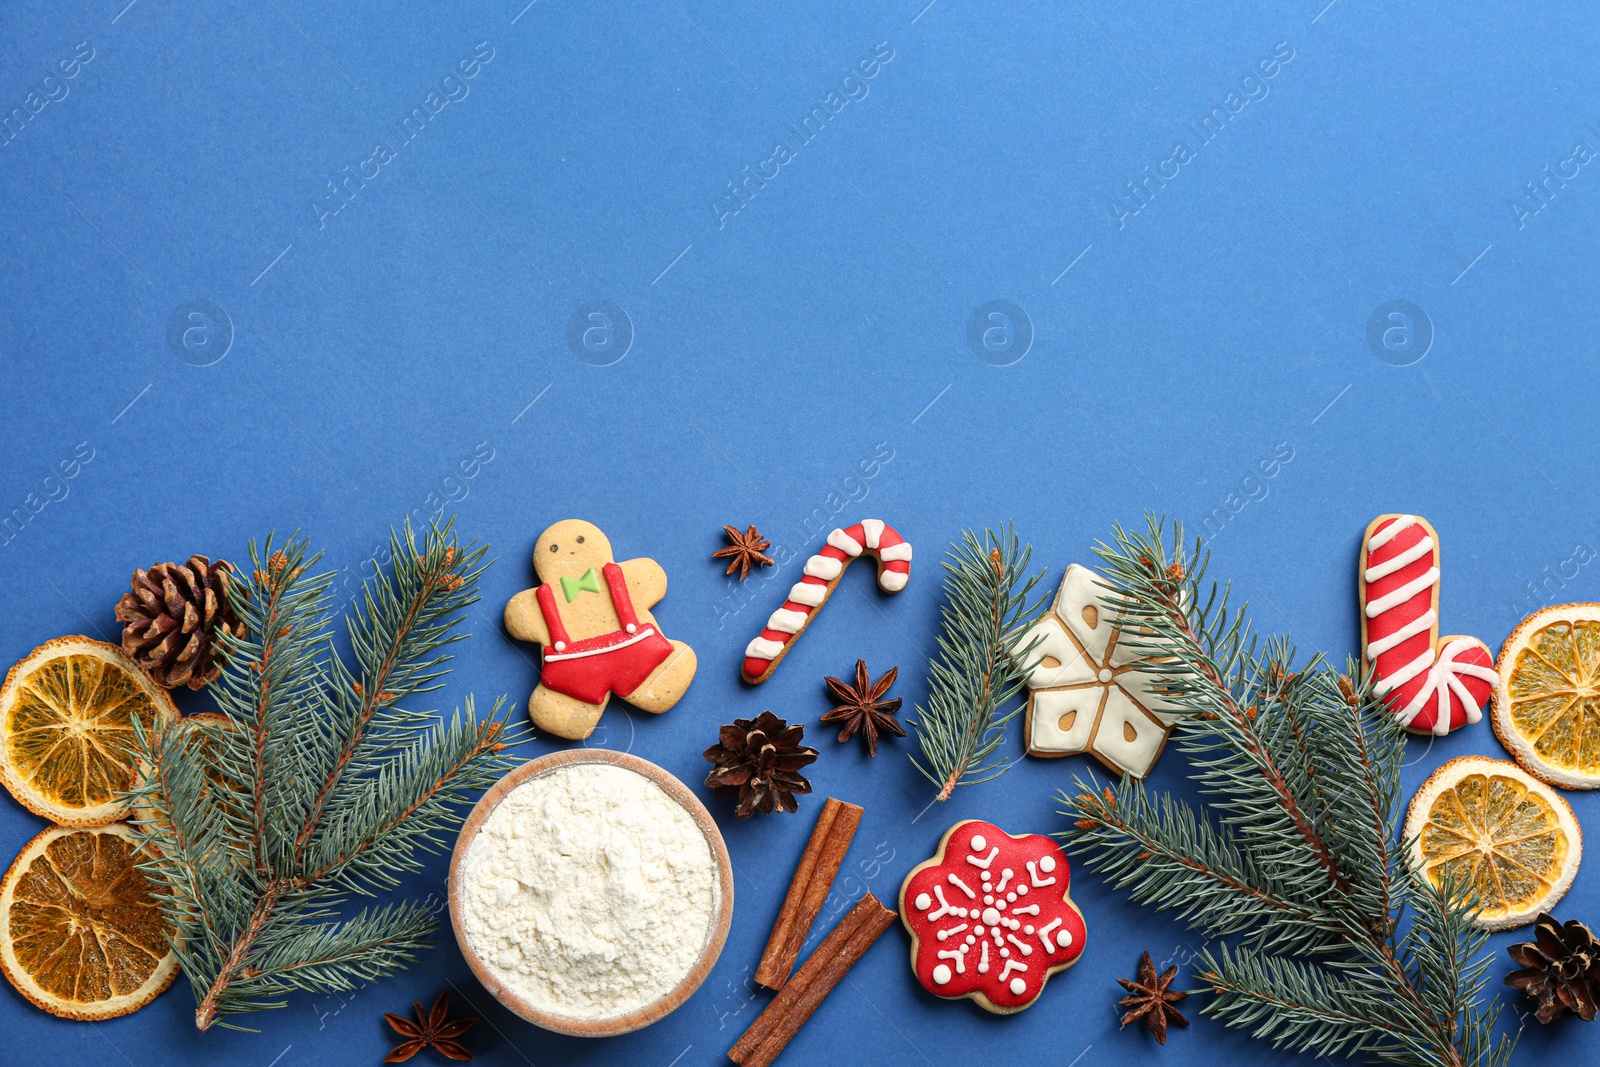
[1016, 564, 1184, 778]
[899, 820, 1087, 1014]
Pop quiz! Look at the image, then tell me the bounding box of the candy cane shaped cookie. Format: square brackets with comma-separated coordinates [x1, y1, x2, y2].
[1359, 514, 1497, 736]
[742, 520, 911, 684]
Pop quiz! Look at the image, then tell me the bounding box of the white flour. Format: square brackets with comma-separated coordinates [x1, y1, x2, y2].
[459, 762, 718, 1020]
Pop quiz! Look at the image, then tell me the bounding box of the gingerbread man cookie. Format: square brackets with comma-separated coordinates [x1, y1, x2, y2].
[504, 520, 697, 741]
[900, 820, 1087, 1014]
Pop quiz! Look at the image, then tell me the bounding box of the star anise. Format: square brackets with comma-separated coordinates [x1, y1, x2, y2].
[704, 710, 818, 818]
[1117, 951, 1189, 1044]
[820, 659, 906, 757]
[384, 991, 477, 1062]
[712, 524, 774, 580]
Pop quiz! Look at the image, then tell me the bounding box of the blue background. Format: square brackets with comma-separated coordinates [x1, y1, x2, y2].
[2, 0, 1597, 1064]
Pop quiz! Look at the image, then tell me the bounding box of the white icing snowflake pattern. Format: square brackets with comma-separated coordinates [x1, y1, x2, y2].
[1016, 564, 1184, 778]
[903, 821, 1085, 1012]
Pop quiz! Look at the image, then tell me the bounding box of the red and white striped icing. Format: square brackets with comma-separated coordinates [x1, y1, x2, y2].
[1361, 515, 1496, 735]
[741, 520, 911, 684]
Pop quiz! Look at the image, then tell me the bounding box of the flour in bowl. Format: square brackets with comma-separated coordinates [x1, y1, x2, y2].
[458, 762, 718, 1020]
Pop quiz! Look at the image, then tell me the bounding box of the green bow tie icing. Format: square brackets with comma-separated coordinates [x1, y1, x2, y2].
[561, 567, 602, 602]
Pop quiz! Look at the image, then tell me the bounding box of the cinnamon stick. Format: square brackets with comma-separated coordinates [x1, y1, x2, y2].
[755, 797, 863, 990]
[729, 892, 897, 1067]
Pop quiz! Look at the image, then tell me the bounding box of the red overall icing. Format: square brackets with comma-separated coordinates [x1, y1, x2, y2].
[1363, 516, 1495, 735]
[534, 561, 674, 705]
[901, 820, 1086, 1012]
[741, 520, 911, 683]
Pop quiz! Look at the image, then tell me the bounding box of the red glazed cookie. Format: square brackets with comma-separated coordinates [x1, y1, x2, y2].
[1358, 514, 1496, 736]
[899, 820, 1086, 1014]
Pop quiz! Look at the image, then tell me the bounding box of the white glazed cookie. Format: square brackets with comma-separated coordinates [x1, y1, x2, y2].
[1017, 564, 1182, 778]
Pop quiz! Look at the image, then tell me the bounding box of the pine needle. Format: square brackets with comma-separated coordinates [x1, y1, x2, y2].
[128, 519, 521, 1030]
[909, 525, 1046, 801]
[1057, 515, 1513, 1067]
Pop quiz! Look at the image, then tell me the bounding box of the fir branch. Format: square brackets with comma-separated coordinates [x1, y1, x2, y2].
[1326, 666, 1408, 932]
[242, 900, 438, 994]
[1058, 515, 1513, 1067]
[298, 521, 489, 857]
[129, 519, 520, 1031]
[1094, 526, 1347, 894]
[1197, 943, 1412, 1060]
[130, 719, 237, 959]
[909, 525, 1046, 801]
[307, 700, 510, 894]
[1068, 777, 1335, 954]
[210, 536, 334, 874]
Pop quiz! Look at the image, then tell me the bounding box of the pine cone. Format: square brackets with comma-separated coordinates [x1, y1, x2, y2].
[703, 711, 818, 818]
[114, 555, 246, 690]
[1506, 912, 1600, 1023]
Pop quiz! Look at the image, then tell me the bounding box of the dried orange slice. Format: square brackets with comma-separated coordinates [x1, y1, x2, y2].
[1491, 603, 1600, 789]
[1405, 755, 1581, 930]
[0, 637, 178, 826]
[0, 824, 177, 1019]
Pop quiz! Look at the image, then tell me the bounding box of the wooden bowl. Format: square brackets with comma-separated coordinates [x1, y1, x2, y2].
[448, 748, 734, 1037]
